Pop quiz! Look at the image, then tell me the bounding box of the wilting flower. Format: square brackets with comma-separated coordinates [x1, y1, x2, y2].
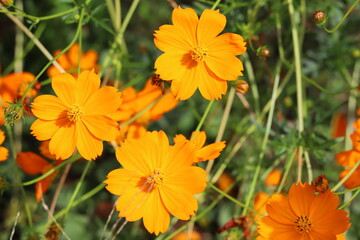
[311, 174, 329, 193]
[154, 7, 246, 100]
[47, 43, 98, 77]
[104, 131, 208, 235]
[264, 169, 282, 187]
[0, 130, 8, 161]
[256, 182, 351, 239]
[173, 131, 226, 163]
[0, 72, 39, 125]
[16, 151, 60, 201]
[30, 70, 122, 160]
[109, 78, 178, 142]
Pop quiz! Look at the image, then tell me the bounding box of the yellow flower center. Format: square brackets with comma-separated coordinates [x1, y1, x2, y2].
[67, 104, 83, 122]
[146, 169, 164, 191]
[191, 46, 208, 62]
[295, 216, 312, 233]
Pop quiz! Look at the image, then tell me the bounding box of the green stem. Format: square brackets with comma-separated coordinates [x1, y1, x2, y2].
[336, 185, 360, 195]
[105, 0, 116, 28]
[243, 53, 260, 116]
[205, 88, 235, 173]
[211, 0, 222, 10]
[22, 154, 81, 186]
[191, 100, 215, 140]
[62, 160, 92, 219]
[242, 63, 281, 215]
[19, 9, 85, 104]
[339, 187, 360, 209]
[323, 0, 360, 33]
[332, 160, 360, 192]
[288, 0, 305, 182]
[276, 149, 297, 194]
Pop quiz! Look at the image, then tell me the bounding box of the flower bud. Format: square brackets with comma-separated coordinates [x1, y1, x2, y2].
[311, 175, 329, 193]
[257, 46, 270, 59]
[234, 80, 249, 94]
[313, 11, 327, 25]
[3, 102, 24, 126]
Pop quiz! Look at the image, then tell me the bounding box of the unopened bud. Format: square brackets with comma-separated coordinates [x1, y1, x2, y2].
[3, 102, 24, 126]
[1, 0, 13, 6]
[234, 80, 249, 94]
[257, 46, 270, 59]
[313, 11, 327, 25]
[311, 175, 329, 193]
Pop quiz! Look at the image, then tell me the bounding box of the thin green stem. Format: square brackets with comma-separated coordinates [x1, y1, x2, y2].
[242, 63, 281, 215]
[211, 0, 222, 10]
[115, 0, 121, 31]
[323, 0, 360, 33]
[336, 185, 360, 195]
[19, 9, 85, 104]
[191, 100, 215, 140]
[62, 160, 92, 219]
[332, 160, 360, 192]
[205, 88, 235, 174]
[288, 0, 305, 182]
[105, 0, 116, 28]
[339, 187, 360, 209]
[243, 53, 260, 116]
[22, 154, 81, 186]
[208, 182, 257, 213]
[276, 149, 297, 194]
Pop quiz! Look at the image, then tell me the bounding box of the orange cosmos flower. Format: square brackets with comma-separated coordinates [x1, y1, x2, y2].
[104, 131, 208, 235]
[264, 169, 282, 187]
[16, 151, 60, 201]
[256, 182, 351, 240]
[0, 72, 39, 125]
[0, 130, 8, 161]
[30, 70, 122, 160]
[172, 230, 202, 240]
[253, 192, 270, 222]
[173, 131, 226, 163]
[109, 77, 178, 142]
[47, 43, 98, 77]
[154, 7, 246, 100]
[331, 113, 347, 138]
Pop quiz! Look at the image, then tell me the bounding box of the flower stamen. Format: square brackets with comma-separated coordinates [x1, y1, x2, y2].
[146, 169, 164, 191]
[295, 215, 312, 233]
[191, 46, 208, 62]
[67, 104, 83, 122]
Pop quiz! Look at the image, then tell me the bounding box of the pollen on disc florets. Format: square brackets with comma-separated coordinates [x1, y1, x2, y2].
[67, 104, 83, 122]
[191, 46, 208, 62]
[146, 169, 165, 191]
[295, 216, 312, 233]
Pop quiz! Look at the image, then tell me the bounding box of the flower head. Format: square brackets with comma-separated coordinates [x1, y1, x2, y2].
[154, 7, 246, 100]
[174, 131, 226, 164]
[104, 131, 208, 235]
[256, 182, 351, 239]
[47, 43, 98, 77]
[30, 70, 122, 160]
[264, 169, 282, 187]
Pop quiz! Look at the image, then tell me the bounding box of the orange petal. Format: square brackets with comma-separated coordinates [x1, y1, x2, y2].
[68, 43, 80, 67]
[191, 131, 206, 148]
[115, 187, 148, 222]
[31, 95, 67, 120]
[197, 9, 226, 46]
[197, 63, 228, 100]
[0, 146, 8, 161]
[76, 70, 100, 106]
[0, 130, 5, 145]
[257, 216, 300, 239]
[288, 182, 316, 216]
[76, 121, 103, 160]
[208, 33, 247, 56]
[84, 86, 122, 115]
[265, 194, 297, 225]
[16, 152, 49, 174]
[195, 141, 226, 163]
[165, 166, 207, 194]
[104, 168, 141, 196]
[170, 7, 198, 48]
[49, 123, 77, 160]
[154, 25, 193, 53]
[339, 168, 360, 189]
[205, 54, 244, 80]
[81, 50, 98, 69]
[35, 176, 53, 202]
[154, 52, 187, 80]
[30, 119, 60, 141]
[82, 115, 119, 141]
[170, 64, 201, 100]
[142, 190, 170, 235]
[336, 149, 360, 167]
[52, 73, 76, 106]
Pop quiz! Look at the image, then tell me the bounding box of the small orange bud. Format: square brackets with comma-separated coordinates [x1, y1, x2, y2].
[234, 80, 249, 94]
[311, 175, 329, 193]
[1, 0, 13, 6]
[313, 11, 327, 25]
